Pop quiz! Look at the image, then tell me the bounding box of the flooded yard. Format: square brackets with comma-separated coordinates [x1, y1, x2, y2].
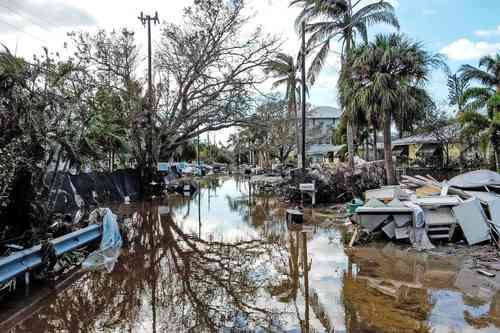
[1, 176, 500, 332]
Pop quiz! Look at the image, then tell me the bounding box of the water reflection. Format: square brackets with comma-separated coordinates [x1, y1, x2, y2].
[3, 176, 500, 333]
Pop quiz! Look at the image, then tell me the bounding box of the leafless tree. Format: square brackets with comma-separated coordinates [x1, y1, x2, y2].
[154, 0, 279, 160]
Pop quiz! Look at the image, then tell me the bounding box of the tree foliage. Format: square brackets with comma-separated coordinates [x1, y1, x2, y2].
[339, 33, 444, 184]
[459, 54, 500, 171]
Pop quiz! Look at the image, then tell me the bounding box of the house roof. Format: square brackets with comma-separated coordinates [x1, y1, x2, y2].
[392, 125, 459, 147]
[308, 106, 343, 119]
[392, 133, 441, 146]
[306, 144, 345, 155]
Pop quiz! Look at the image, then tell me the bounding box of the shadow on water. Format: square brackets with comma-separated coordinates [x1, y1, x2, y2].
[2, 176, 500, 332]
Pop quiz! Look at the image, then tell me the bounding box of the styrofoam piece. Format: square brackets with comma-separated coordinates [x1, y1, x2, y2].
[388, 198, 406, 207]
[364, 198, 386, 208]
[382, 221, 396, 239]
[452, 198, 490, 245]
[414, 195, 461, 207]
[365, 186, 404, 201]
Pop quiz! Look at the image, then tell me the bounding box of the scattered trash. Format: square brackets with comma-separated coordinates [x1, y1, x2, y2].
[477, 269, 496, 278]
[352, 170, 500, 250]
[82, 208, 123, 273]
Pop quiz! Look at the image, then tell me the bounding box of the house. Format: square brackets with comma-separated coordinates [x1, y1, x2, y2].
[307, 144, 346, 163]
[304, 106, 344, 162]
[306, 106, 343, 144]
[392, 125, 462, 168]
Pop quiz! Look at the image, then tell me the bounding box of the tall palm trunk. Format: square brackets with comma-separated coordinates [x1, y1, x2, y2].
[289, 85, 301, 167]
[492, 122, 500, 172]
[344, 16, 355, 171]
[383, 112, 396, 184]
[495, 87, 500, 171]
[372, 129, 378, 160]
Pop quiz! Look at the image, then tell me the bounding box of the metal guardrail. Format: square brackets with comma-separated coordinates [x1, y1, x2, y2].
[0, 224, 101, 285]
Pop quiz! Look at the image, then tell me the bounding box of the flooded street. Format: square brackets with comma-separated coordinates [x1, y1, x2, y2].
[2, 176, 500, 332]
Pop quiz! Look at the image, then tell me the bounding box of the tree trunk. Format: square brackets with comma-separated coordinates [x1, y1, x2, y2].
[383, 113, 396, 185]
[344, 30, 355, 172]
[290, 87, 300, 168]
[373, 129, 378, 161]
[495, 148, 500, 172]
[364, 138, 369, 161]
[493, 123, 500, 172]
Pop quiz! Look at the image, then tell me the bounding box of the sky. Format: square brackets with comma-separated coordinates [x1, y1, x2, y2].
[1, 0, 500, 142]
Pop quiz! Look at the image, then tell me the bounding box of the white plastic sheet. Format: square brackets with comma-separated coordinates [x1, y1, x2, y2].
[82, 208, 123, 273]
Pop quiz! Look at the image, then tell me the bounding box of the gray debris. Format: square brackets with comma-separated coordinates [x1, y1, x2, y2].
[359, 214, 390, 232]
[395, 226, 410, 240]
[393, 214, 411, 227]
[448, 170, 500, 189]
[382, 221, 396, 239]
[452, 198, 490, 245]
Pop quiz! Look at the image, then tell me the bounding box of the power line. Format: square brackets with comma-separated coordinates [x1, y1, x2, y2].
[0, 17, 47, 44]
[1, 1, 64, 33]
[0, 3, 53, 33]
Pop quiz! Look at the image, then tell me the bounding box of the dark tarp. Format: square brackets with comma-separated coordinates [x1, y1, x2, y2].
[49, 169, 142, 213]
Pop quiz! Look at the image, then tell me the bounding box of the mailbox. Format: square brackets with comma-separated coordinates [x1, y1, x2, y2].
[299, 183, 315, 192]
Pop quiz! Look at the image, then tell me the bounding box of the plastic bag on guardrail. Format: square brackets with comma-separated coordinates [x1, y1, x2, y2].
[82, 208, 123, 273]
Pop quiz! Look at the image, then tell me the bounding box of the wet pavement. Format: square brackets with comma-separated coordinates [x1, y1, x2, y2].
[1, 176, 500, 332]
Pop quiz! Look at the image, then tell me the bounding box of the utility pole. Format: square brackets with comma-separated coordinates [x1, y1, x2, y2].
[301, 21, 307, 171]
[197, 133, 200, 166]
[138, 11, 159, 172]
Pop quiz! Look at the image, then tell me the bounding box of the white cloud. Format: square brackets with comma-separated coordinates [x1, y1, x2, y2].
[440, 38, 500, 60]
[475, 25, 500, 37]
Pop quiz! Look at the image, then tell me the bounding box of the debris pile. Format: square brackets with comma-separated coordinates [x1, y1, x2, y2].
[277, 160, 387, 204]
[350, 170, 500, 250]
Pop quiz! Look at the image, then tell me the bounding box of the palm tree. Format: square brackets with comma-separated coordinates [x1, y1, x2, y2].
[447, 72, 470, 114]
[264, 52, 302, 162]
[340, 33, 444, 184]
[290, 0, 399, 169]
[459, 54, 500, 170]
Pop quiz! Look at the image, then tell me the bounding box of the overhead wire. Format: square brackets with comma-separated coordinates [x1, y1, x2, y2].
[0, 17, 48, 44]
[0, 2, 58, 32]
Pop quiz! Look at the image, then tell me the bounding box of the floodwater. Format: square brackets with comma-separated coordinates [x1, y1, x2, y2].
[2, 176, 500, 332]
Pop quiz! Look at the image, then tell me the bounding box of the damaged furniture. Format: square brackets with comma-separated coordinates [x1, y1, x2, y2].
[352, 170, 500, 249]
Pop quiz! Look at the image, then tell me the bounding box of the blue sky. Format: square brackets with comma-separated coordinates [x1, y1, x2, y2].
[1, 0, 500, 141]
[308, 0, 500, 108]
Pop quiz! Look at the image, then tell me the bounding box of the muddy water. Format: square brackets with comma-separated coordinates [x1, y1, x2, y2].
[2, 176, 500, 332]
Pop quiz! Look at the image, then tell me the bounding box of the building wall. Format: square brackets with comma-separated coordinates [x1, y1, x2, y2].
[306, 117, 338, 144]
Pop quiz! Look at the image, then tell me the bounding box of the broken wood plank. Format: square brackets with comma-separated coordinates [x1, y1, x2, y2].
[349, 227, 359, 248]
[477, 269, 496, 278]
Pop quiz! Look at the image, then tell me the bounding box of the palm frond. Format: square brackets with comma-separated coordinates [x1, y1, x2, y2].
[358, 11, 400, 30]
[460, 64, 497, 86]
[308, 40, 330, 85]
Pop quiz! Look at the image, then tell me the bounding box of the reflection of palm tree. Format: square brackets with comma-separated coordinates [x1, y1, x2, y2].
[11, 202, 281, 333]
